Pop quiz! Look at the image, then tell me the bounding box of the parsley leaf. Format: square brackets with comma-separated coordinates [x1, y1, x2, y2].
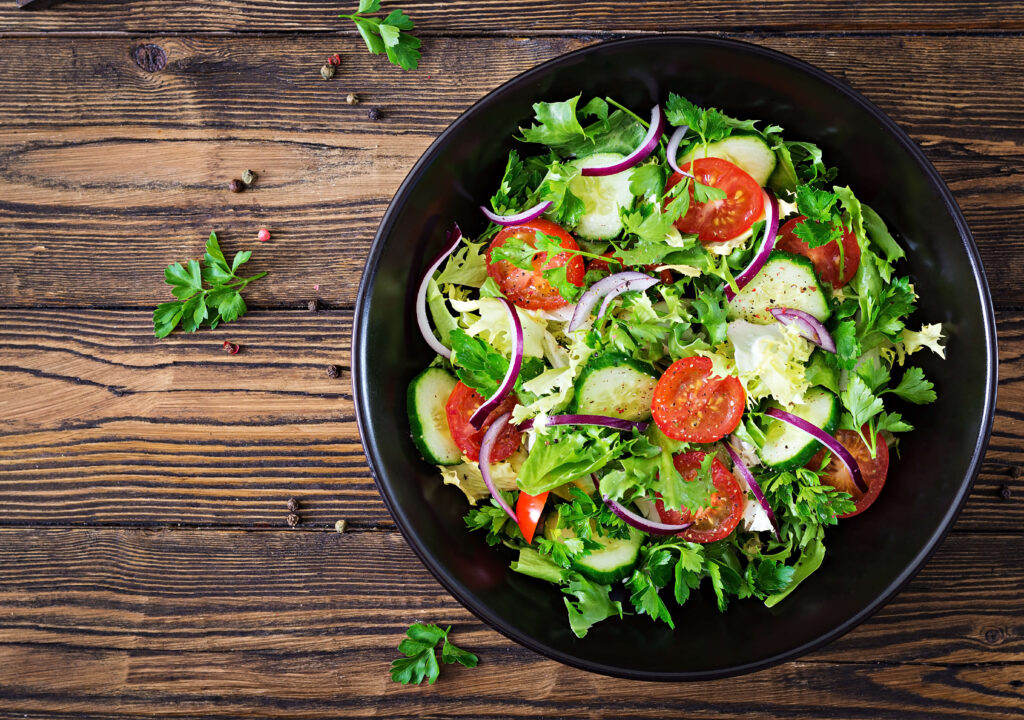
[692, 289, 729, 345]
[340, 3, 420, 70]
[887, 366, 937, 405]
[562, 573, 622, 638]
[448, 330, 507, 397]
[519, 95, 589, 148]
[153, 232, 266, 338]
[840, 373, 885, 431]
[390, 623, 478, 685]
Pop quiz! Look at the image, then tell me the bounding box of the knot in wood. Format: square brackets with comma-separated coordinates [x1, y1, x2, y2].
[984, 628, 1004, 644]
[132, 44, 167, 73]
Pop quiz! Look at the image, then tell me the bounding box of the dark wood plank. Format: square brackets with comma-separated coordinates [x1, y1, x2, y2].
[0, 36, 1022, 307]
[0, 308, 1019, 530]
[2, 0, 1024, 33]
[0, 528, 1020, 719]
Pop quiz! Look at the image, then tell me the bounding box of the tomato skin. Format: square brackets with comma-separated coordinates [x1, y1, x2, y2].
[667, 158, 764, 244]
[515, 491, 548, 544]
[486, 219, 585, 310]
[812, 426, 889, 518]
[651, 357, 745, 443]
[444, 382, 522, 462]
[655, 451, 745, 543]
[776, 215, 861, 288]
[587, 251, 673, 284]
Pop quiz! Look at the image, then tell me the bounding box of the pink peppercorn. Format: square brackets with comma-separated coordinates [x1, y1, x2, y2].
[257, 228, 271, 243]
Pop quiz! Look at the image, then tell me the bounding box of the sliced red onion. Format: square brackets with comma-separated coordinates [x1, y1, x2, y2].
[665, 125, 695, 178]
[468, 298, 524, 429]
[580, 105, 664, 177]
[479, 200, 553, 227]
[592, 474, 691, 535]
[769, 307, 837, 353]
[725, 440, 781, 541]
[596, 275, 661, 319]
[478, 412, 517, 522]
[724, 189, 780, 302]
[567, 271, 656, 332]
[414, 224, 464, 359]
[518, 414, 648, 434]
[765, 408, 868, 493]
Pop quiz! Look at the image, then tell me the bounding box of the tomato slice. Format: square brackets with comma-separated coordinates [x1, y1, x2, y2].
[655, 451, 745, 543]
[812, 426, 889, 518]
[667, 158, 764, 244]
[444, 381, 522, 462]
[515, 491, 548, 544]
[651, 357, 745, 443]
[485, 219, 585, 310]
[587, 250, 673, 284]
[776, 215, 862, 288]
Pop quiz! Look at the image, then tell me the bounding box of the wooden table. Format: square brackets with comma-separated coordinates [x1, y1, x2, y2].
[1, 2, 1021, 717]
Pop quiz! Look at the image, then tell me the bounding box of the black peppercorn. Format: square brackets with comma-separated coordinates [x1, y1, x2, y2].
[287, 497, 299, 513]
[308, 298, 320, 313]
[326, 364, 341, 379]
[228, 179, 244, 193]
[367, 107, 382, 121]
[999, 484, 1012, 500]
[286, 513, 300, 527]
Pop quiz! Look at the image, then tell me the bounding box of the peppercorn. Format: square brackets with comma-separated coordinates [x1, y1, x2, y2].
[321, 63, 336, 80]
[1000, 484, 1012, 501]
[335, 519, 348, 533]
[1010, 466, 1022, 479]
[326, 364, 341, 379]
[228, 179, 244, 193]
[367, 107, 382, 121]
[345, 93, 359, 105]
[241, 169, 257, 186]
[287, 497, 299, 513]
[286, 513, 300, 527]
[222, 340, 240, 355]
[328, 53, 342, 67]
[308, 298, 320, 313]
[257, 227, 271, 243]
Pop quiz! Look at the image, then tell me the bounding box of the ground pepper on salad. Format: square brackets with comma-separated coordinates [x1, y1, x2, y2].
[406, 93, 946, 637]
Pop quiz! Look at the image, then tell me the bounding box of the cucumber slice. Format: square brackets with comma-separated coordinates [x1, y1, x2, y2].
[759, 387, 840, 469]
[570, 352, 658, 421]
[727, 250, 831, 325]
[679, 135, 777, 187]
[568, 153, 635, 240]
[544, 515, 643, 584]
[407, 367, 462, 465]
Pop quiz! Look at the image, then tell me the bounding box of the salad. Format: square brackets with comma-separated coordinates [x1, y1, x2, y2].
[407, 93, 946, 637]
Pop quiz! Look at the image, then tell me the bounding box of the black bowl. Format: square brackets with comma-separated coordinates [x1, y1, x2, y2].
[352, 37, 997, 680]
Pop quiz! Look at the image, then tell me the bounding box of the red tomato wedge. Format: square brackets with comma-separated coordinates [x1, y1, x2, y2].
[655, 451, 745, 543]
[776, 215, 862, 288]
[651, 357, 745, 443]
[667, 158, 764, 244]
[485, 219, 585, 310]
[812, 427, 889, 518]
[444, 381, 522, 462]
[515, 491, 548, 544]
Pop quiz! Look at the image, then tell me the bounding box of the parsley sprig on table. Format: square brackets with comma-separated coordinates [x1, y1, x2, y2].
[340, 0, 421, 70]
[152, 232, 266, 338]
[390, 623, 478, 685]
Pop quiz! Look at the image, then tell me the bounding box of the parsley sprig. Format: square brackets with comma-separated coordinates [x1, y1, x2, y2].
[340, 0, 420, 71]
[390, 623, 478, 685]
[152, 232, 266, 338]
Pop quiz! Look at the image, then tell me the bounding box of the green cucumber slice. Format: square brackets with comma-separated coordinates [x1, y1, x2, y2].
[679, 134, 777, 187]
[759, 387, 840, 469]
[407, 367, 462, 465]
[727, 250, 831, 324]
[568, 153, 635, 240]
[570, 352, 658, 421]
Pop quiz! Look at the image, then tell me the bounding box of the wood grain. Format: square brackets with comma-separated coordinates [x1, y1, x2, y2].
[1, 36, 1022, 307]
[0, 527, 1021, 720]
[0, 308, 1019, 530]
[3, 0, 1024, 34]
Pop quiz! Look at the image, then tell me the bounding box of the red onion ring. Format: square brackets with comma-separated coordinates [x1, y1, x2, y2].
[567, 271, 657, 332]
[725, 189, 780, 302]
[596, 275, 661, 319]
[479, 200, 553, 227]
[665, 125, 695, 178]
[518, 414, 648, 433]
[414, 224, 464, 359]
[580, 104, 664, 177]
[592, 474, 691, 535]
[769, 307, 837, 353]
[468, 297, 524, 429]
[478, 412, 518, 522]
[725, 440, 781, 541]
[765, 408, 868, 493]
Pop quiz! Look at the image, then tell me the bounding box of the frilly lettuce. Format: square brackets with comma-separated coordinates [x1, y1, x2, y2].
[727, 319, 813, 407]
[511, 330, 593, 424]
[895, 323, 946, 364]
[436, 240, 489, 288]
[439, 450, 524, 505]
[450, 296, 549, 358]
